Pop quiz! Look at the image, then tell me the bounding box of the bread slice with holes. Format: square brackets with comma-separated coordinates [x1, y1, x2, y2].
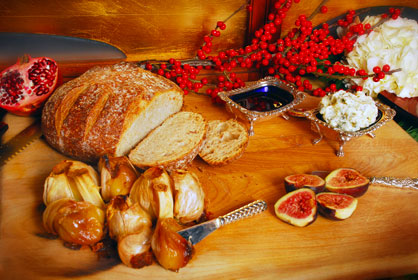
[199, 119, 249, 166]
[41, 62, 184, 162]
[128, 111, 207, 171]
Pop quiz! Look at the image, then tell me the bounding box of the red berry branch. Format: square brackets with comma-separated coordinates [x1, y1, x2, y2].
[138, 0, 402, 102]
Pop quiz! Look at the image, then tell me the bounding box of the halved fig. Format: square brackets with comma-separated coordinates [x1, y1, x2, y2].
[316, 192, 358, 220]
[284, 174, 325, 194]
[274, 188, 317, 227]
[325, 168, 369, 197]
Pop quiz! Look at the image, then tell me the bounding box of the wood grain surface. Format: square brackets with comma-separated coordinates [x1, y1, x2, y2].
[1, 0, 418, 279]
[1, 92, 418, 279]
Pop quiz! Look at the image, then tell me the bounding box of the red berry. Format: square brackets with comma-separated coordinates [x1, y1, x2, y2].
[320, 6, 328, 14]
[378, 72, 385, 79]
[382, 64, 390, 72]
[372, 66, 381, 73]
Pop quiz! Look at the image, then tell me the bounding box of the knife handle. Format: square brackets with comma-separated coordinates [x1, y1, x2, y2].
[218, 200, 268, 227]
[0, 121, 8, 138]
[370, 176, 418, 190]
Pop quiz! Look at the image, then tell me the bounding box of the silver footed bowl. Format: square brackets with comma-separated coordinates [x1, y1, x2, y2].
[305, 101, 396, 157]
[217, 76, 305, 136]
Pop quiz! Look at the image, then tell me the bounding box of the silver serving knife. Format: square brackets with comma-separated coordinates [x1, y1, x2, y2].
[312, 170, 418, 191]
[178, 200, 268, 245]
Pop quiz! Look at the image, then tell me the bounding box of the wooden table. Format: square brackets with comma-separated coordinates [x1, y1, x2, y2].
[1, 92, 417, 279]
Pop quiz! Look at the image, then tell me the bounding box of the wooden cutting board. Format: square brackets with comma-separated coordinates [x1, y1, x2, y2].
[1, 93, 418, 280]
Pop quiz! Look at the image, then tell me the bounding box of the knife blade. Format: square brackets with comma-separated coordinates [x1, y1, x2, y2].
[0, 119, 42, 167]
[177, 200, 267, 245]
[312, 170, 418, 191]
[0, 32, 126, 64]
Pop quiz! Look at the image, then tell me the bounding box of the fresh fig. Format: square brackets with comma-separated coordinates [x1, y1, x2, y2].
[316, 192, 358, 220]
[325, 168, 369, 197]
[274, 188, 317, 227]
[284, 174, 325, 194]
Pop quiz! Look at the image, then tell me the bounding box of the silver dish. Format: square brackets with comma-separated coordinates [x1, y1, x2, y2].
[217, 76, 305, 136]
[305, 101, 396, 157]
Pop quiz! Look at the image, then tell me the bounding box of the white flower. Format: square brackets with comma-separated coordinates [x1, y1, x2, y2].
[346, 16, 418, 98]
[319, 90, 378, 132]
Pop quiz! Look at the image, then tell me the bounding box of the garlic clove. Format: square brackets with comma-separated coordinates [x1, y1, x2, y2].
[172, 170, 205, 224]
[99, 155, 138, 202]
[118, 227, 154, 269]
[43, 198, 105, 246]
[72, 172, 105, 209]
[151, 218, 194, 272]
[106, 196, 152, 241]
[130, 167, 174, 221]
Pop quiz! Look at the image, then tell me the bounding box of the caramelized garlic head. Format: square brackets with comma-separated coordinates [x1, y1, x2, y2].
[43, 198, 105, 245]
[106, 196, 152, 241]
[118, 227, 154, 268]
[43, 160, 104, 209]
[151, 218, 193, 272]
[98, 155, 138, 201]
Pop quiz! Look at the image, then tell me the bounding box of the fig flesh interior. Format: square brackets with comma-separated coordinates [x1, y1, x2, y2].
[325, 168, 369, 197]
[316, 192, 358, 220]
[274, 188, 317, 227]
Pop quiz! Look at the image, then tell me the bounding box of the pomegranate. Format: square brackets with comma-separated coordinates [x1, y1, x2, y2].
[0, 55, 59, 116]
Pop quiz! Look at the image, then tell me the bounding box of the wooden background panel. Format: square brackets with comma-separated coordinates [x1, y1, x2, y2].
[0, 0, 250, 61]
[1, 0, 417, 63]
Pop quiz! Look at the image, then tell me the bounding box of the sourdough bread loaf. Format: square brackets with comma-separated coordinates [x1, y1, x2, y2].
[41, 62, 184, 162]
[128, 111, 207, 171]
[199, 119, 249, 166]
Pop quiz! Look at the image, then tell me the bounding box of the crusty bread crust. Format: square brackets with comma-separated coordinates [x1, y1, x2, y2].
[41, 62, 184, 162]
[128, 111, 207, 172]
[199, 119, 249, 166]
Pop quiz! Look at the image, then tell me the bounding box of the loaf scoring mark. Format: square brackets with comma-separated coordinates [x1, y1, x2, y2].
[54, 84, 89, 138]
[83, 84, 112, 142]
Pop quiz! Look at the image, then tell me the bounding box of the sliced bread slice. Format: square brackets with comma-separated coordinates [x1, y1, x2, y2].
[199, 119, 249, 166]
[128, 111, 207, 171]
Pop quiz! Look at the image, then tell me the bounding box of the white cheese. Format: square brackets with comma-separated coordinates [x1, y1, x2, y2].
[319, 90, 378, 132]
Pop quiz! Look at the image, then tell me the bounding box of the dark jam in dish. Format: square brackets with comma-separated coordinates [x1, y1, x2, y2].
[229, 86, 294, 112]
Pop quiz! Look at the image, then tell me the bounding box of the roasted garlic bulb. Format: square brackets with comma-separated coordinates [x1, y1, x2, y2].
[43, 160, 104, 209]
[130, 167, 174, 220]
[172, 170, 205, 224]
[151, 218, 193, 272]
[118, 228, 154, 268]
[43, 198, 105, 245]
[98, 155, 138, 201]
[106, 196, 152, 241]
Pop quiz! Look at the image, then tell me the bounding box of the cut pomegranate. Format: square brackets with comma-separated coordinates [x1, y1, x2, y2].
[0, 55, 59, 116]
